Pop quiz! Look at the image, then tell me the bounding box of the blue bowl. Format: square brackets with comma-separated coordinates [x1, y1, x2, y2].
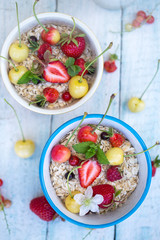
[39, 114, 152, 228]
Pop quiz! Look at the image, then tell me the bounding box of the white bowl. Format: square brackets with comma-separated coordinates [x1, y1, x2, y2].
[0, 13, 103, 115]
[39, 114, 152, 228]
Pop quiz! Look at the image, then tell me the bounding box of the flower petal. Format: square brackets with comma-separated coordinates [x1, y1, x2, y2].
[79, 204, 90, 216]
[74, 193, 85, 205]
[85, 186, 93, 199]
[92, 194, 104, 204]
[89, 202, 99, 213]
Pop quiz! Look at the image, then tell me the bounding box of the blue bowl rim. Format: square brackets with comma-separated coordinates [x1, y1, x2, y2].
[39, 114, 152, 228]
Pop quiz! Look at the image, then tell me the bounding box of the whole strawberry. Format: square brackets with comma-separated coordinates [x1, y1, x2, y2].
[110, 133, 125, 147]
[152, 155, 160, 177]
[74, 58, 95, 76]
[106, 166, 122, 182]
[30, 196, 56, 221]
[104, 53, 118, 73]
[60, 17, 85, 58]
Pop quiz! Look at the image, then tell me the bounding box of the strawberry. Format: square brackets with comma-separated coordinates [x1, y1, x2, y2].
[30, 196, 56, 221]
[92, 184, 115, 208]
[37, 43, 52, 60]
[104, 60, 117, 73]
[43, 61, 71, 83]
[106, 166, 122, 182]
[78, 159, 101, 188]
[31, 87, 59, 107]
[74, 58, 95, 76]
[61, 37, 85, 58]
[109, 133, 125, 147]
[152, 155, 160, 177]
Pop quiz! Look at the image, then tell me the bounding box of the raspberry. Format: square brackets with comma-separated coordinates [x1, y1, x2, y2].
[106, 166, 122, 182]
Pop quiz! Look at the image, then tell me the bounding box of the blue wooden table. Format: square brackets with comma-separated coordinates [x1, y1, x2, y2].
[0, 0, 160, 239]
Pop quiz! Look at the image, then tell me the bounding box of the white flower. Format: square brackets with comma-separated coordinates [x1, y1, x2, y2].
[74, 186, 104, 216]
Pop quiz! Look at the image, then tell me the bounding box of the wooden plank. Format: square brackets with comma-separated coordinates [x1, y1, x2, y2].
[117, 0, 160, 239]
[0, 0, 56, 239]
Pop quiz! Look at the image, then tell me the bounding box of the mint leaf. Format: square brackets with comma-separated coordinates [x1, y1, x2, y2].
[96, 146, 109, 164]
[85, 148, 96, 159]
[73, 141, 93, 154]
[17, 71, 31, 84]
[65, 57, 75, 67]
[68, 65, 81, 77]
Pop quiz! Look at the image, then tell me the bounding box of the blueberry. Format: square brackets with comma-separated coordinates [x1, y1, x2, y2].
[28, 36, 37, 43]
[101, 132, 109, 140]
[65, 172, 75, 180]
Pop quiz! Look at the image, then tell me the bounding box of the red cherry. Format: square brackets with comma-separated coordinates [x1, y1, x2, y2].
[51, 144, 71, 163]
[41, 27, 60, 45]
[137, 10, 147, 19]
[69, 155, 80, 166]
[62, 91, 72, 102]
[77, 126, 98, 143]
[132, 19, 141, 28]
[146, 15, 155, 24]
[0, 179, 3, 187]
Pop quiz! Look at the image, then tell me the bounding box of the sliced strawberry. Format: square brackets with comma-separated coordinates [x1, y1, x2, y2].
[61, 37, 85, 59]
[37, 43, 52, 60]
[109, 133, 125, 147]
[78, 159, 101, 188]
[43, 61, 71, 83]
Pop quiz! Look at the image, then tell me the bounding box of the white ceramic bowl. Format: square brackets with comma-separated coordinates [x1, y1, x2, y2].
[39, 114, 152, 228]
[0, 13, 103, 115]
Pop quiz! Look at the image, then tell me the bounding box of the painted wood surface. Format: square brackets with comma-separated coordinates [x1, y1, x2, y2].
[0, 0, 160, 239]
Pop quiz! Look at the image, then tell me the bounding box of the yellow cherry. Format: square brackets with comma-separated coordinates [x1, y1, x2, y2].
[128, 97, 145, 113]
[65, 191, 81, 213]
[69, 76, 88, 99]
[9, 66, 28, 84]
[14, 140, 35, 158]
[9, 42, 29, 63]
[105, 147, 124, 165]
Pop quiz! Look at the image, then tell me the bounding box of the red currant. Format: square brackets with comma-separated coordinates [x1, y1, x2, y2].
[136, 15, 145, 23]
[137, 10, 146, 19]
[0, 179, 3, 187]
[62, 91, 72, 102]
[132, 19, 141, 28]
[146, 15, 154, 24]
[69, 155, 80, 166]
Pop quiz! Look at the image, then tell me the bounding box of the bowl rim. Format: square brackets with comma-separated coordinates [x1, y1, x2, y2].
[39, 114, 152, 228]
[0, 12, 103, 115]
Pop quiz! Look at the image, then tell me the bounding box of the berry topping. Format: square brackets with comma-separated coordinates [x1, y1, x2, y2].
[109, 133, 125, 147]
[3, 199, 12, 208]
[78, 159, 101, 188]
[51, 144, 71, 163]
[152, 155, 160, 177]
[0, 179, 3, 187]
[106, 166, 122, 182]
[69, 155, 80, 166]
[43, 61, 71, 83]
[101, 132, 110, 140]
[28, 36, 37, 43]
[92, 184, 115, 208]
[137, 10, 147, 19]
[74, 58, 95, 76]
[65, 171, 75, 180]
[146, 15, 155, 24]
[132, 19, 141, 28]
[37, 43, 52, 60]
[104, 60, 117, 73]
[62, 91, 72, 102]
[105, 147, 124, 166]
[77, 126, 98, 143]
[30, 196, 56, 221]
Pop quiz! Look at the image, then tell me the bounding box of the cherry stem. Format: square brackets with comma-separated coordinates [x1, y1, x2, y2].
[79, 42, 113, 83]
[124, 142, 160, 158]
[33, 0, 49, 32]
[16, 2, 21, 48]
[70, 17, 76, 39]
[4, 99, 26, 142]
[0, 192, 10, 235]
[92, 94, 116, 134]
[82, 229, 94, 240]
[0, 56, 19, 72]
[33, 55, 46, 67]
[139, 60, 160, 100]
[145, 3, 160, 23]
[65, 112, 88, 147]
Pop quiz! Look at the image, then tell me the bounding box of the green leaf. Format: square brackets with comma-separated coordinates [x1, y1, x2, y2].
[85, 148, 96, 159]
[115, 190, 122, 197]
[68, 65, 81, 77]
[73, 141, 94, 154]
[31, 78, 38, 84]
[96, 146, 109, 164]
[65, 57, 75, 68]
[17, 71, 31, 84]
[154, 155, 160, 168]
[72, 38, 78, 47]
[110, 53, 118, 61]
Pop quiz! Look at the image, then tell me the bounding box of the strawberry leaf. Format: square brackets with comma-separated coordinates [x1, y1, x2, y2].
[72, 38, 78, 47]
[65, 57, 75, 68]
[73, 141, 94, 154]
[96, 146, 109, 164]
[68, 65, 81, 77]
[110, 53, 118, 61]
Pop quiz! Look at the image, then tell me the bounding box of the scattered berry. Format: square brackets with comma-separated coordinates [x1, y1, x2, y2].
[128, 97, 145, 112]
[78, 159, 101, 188]
[62, 91, 72, 102]
[132, 19, 141, 28]
[152, 155, 160, 177]
[101, 132, 110, 140]
[109, 133, 125, 147]
[0, 179, 3, 187]
[3, 199, 12, 208]
[61, 37, 85, 59]
[28, 36, 37, 43]
[37, 43, 52, 60]
[137, 10, 147, 19]
[30, 196, 56, 221]
[104, 60, 117, 73]
[125, 23, 133, 32]
[136, 15, 145, 23]
[92, 184, 115, 208]
[65, 172, 75, 180]
[146, 15, 155, 24]
[106, 166, 122, 182]
[69, 155, 80, 166]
